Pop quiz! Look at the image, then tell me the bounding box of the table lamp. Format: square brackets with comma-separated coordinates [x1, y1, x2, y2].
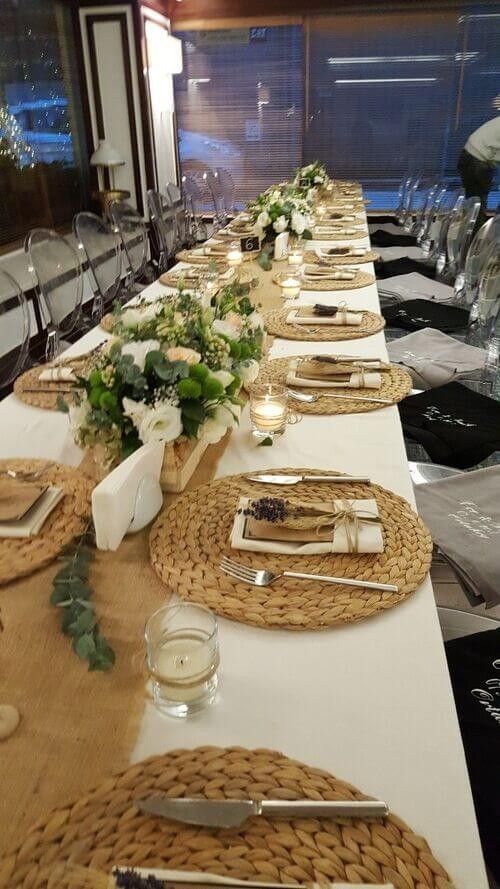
[90, 140, 125, 189]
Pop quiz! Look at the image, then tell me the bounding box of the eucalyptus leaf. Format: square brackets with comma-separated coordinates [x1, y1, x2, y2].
[257, 436, 274, 447]
[73, 632, 96, 660]
[257, 249, 272, 271]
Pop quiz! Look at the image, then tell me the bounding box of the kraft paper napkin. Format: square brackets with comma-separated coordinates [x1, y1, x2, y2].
[287, 358, 381, 389]
[287, 306, 362, 326]
[39, 366, 76, 382]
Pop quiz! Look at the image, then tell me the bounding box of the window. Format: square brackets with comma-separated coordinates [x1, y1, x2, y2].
[0, 0, 89, 248]
[173, 25, 303, 204]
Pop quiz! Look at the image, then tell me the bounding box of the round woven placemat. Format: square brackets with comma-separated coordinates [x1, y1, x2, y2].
[159, 268, 256, 289]
[175, 249, 230, 268]
[312, 230, 366, 241]
[0, 459, 92, 585]
[150, 469, 432, 630]
[304, 250, 379, 266]
[1, 746, 453, 889]
[13, 366, 79, 411]
[256, 357, 412, 414]
[299, 271, 375, 292]
[263, 308, 385, 341]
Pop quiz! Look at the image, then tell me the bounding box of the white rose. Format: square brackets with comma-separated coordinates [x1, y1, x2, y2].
[212, 314, 243, 340]
[314, 175, 323, 184]
[199, 403, 241, 444]
[121, 339, 160, 372]
[257, 210, 271, 228]
[199, 417, 227, 444]
[68, 396, 89, 434]
[291, 210, 306, 235]
[122, 396, 148, 427]
[138, 403, 183, 445]
[237, 359, 259, 386]
[210, 370, 234, 389]
[273, 215, 287, 234]
[248, 310, 263, 331]
[270, 190, 281, 202]
[121, 303, 159, 328]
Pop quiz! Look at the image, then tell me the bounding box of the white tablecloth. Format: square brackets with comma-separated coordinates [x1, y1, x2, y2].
[0, 222, 487, 888]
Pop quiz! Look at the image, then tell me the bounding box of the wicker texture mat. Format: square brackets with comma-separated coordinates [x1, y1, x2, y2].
[176, 249, 249, 266]
[256, 358, 412, 414]
[0, 746, 453, 889]
[299, 272, 374, 292]
[304, 251, 379, 266]
[150, 469, 432, 630]
[13, 367, 78, 411]
[159, 269, 256, 289]
[263, 309, 385, 342]
[0, 459, 92, 584]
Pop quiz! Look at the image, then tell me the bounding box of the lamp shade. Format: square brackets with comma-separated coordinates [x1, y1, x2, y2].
[90, 140, 125, 168]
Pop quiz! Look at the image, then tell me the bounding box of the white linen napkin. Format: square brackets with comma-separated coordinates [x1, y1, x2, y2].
[39, 367, 76, 382]
[274, 231, 289, 259]
[303, 266, 356, 281]
[286, 359, 381, 389]
[92, 442, 164, 550]
[287, 307, 362, 326]
[231, 496, 383, 555]
[0, 486, 64, 538]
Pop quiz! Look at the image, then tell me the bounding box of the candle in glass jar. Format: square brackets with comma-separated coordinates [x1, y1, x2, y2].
[227, 247, 243, 267]
[251, 399, 287, 434]
[288, 250, 304, 267]
[280, 275, 301, 299]
[151, 635, 217, 703]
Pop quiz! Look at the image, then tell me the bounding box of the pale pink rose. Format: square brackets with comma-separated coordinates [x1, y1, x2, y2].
[166, 346, 201, 365]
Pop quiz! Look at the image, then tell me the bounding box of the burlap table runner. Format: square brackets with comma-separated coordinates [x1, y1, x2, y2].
[0, 243, 371, 854]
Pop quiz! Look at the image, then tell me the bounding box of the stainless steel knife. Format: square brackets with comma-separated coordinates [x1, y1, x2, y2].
[246, 473, 370, 485]
[136, 797, 389, 828]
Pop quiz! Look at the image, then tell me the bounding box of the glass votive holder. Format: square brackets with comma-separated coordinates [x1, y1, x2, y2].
[250, 383, 288, 438]
[276, 270, 302, 300]
[227, 240, 243, 268]
[145, 602, 219, 718]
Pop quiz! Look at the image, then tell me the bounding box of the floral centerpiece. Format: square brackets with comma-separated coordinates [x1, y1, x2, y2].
[62, 281, 264, 487]
[293, 161, 329, 191]
[246, 185, 313, 243]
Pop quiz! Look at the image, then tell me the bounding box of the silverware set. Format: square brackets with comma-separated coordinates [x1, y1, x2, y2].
[287, 388, 392, 406]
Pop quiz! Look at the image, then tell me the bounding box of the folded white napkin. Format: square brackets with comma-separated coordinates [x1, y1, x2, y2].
[287, 307, 362, 326]
[113, 867, 392, 889]
[274, 231, 289, 260]
[39, 367, 76, 382]
[303, 267, 356, 281]
[287, 359, 381, 389]
[92, 442, 164, 550]
[231, 496, 383, 555]
[0, 486, 64, 538]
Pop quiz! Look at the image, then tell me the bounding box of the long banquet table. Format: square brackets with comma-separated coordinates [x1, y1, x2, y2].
[0, 201, 488, 888]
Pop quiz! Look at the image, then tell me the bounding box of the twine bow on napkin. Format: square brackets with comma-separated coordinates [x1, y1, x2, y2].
[281, 499, 381, 553]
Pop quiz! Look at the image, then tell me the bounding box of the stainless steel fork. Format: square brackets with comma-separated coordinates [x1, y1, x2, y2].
[220, 556, 398, 593]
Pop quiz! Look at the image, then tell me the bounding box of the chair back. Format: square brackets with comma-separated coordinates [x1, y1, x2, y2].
[147, 189, 176, 272]
[26, 228, 82, 359]
[446, 195, 481, 279]
[475, 245, 500, 340]
[459, 216, 500, 308]
[415, 181, 441, 240]
[427, 187, 464, 262]
[395, 175, 413, 222]
[403, 178, 434, 233]
[109, 201, 148, 280]
[74, 211, 122, 313]
[216, 167, 236, 213]
[399, 175, 421, 226]
[166, 182, 182, 206]
[0, 269, 30, 389]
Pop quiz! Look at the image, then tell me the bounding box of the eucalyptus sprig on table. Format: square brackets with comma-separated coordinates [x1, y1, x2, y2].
[50, 524, 115, 671]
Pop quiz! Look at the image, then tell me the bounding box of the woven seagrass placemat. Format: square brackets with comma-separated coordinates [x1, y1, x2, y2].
[263, 308, 385, 342]
[256, 357, 412, 414]
[0, 746, 453, 889]
[159, 268, 256, 289]
[312, 230, 366, 241]
[304, 250, 379, 266]
[13, 366, 78, 411]
[176, 249, 254, 266]
[299, 271, 374, 292]
[150, 469, 432, 630]
[0, 459, 92, 584]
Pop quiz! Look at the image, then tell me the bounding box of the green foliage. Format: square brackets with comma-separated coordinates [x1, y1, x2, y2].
[257, 249, 272, 271]
[56, 394, 69, 414]
[177, 377, 202, 400]
[257, 436, 274, 447]
[50, 526, 115, 672]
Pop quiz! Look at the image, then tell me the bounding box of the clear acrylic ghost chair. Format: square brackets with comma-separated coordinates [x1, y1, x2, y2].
[399, 176, 421, 228]
[0, 269, 30, 389]
[419, 184, 447, 255]
[147, 190, 177, 273]
[428, 189, 465, 267]
[109, 200, 154, 289]
[454, 216, 500, 309]
[203, 170, 227, 229]
[395, 175, 414, 224]
[442, 196, 481, 284]
[182, 174, 209, 241]
[471, 247, 500, 375]
[403, 178, 433, 234]
[74, 211, 123, 319]
[166, 181, 192, 249]
[26, 228, 83, 362]
[414, 181, 441, 241]
[216, 167, 236, 215]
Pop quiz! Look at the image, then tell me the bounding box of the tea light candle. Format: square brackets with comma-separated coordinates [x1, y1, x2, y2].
[152, 636, 216, 703]
[251, 398, 287, 434]
[227, 247, 243, 267]
[279, 275, 301, 299]
[288, 249, 304, 267]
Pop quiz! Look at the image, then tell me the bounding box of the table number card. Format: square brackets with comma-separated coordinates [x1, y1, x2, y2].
[240, 235, 260, 253]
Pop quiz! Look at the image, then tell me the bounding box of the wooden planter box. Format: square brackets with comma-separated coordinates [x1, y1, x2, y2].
[160, 436, 209, 493]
